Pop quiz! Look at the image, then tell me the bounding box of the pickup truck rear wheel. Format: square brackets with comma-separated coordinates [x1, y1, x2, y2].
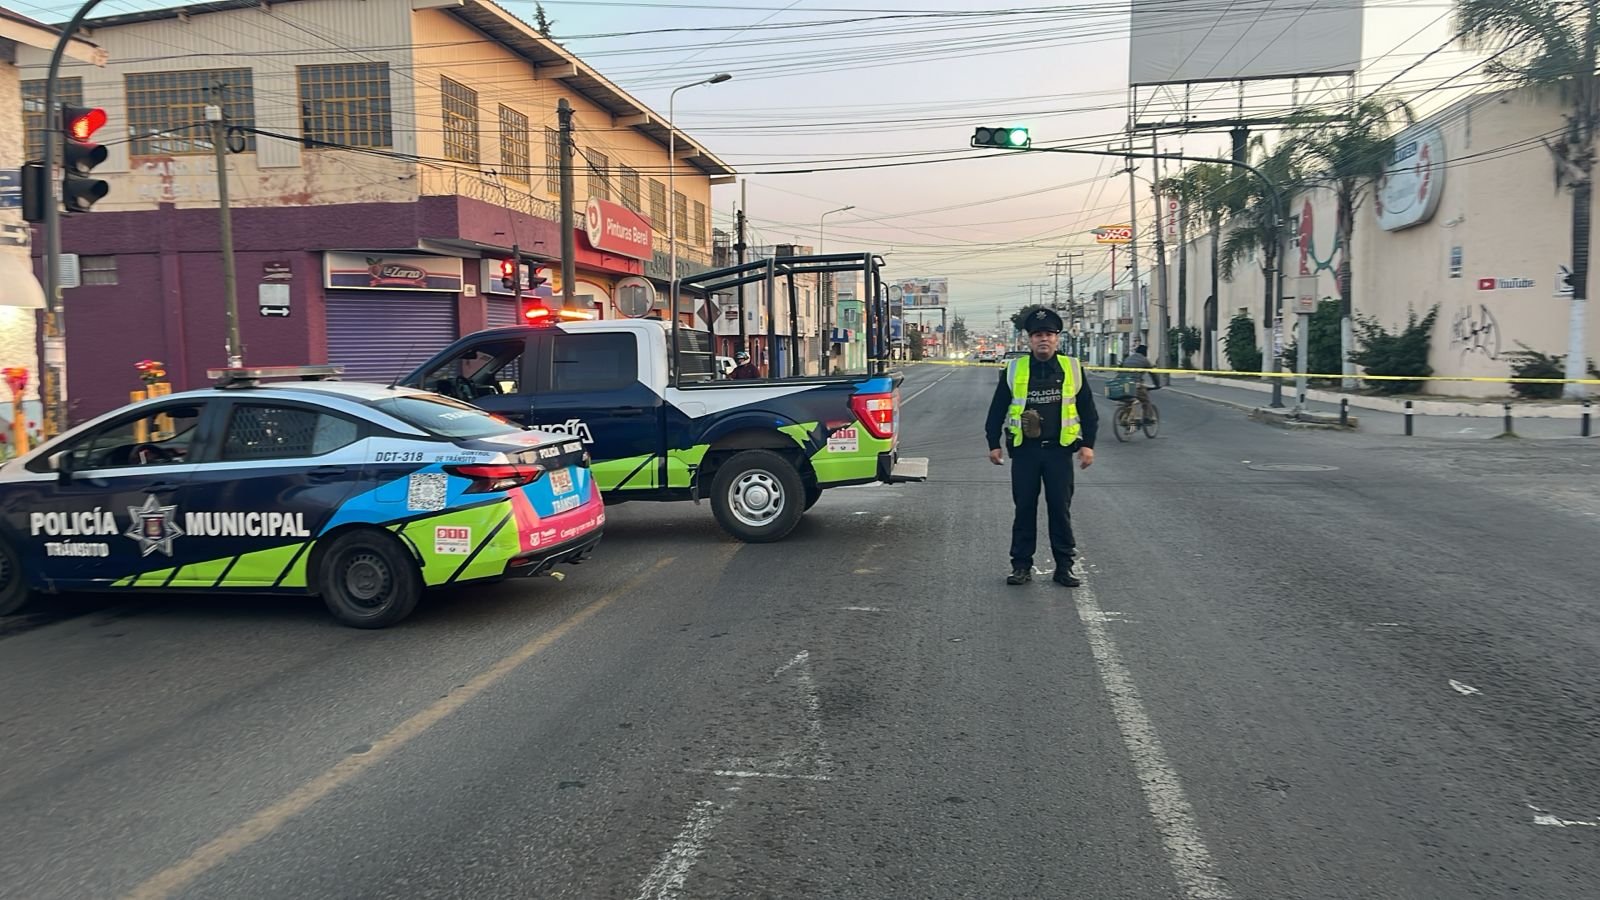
[0, 538, 39, 616]
[317, 530, 423, 628]
[710, 450, 805, 543]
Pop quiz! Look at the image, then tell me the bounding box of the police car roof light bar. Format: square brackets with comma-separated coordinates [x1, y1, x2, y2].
[208, 364, 345, 388]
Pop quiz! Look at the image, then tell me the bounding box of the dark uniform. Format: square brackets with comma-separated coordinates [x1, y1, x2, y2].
[984, 308, 1099, 586]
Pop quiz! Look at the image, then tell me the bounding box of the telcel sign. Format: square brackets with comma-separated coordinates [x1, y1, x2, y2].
[1376, 124, 1445, 232]
[584, 196, 653, 260]
[1094, 225, 1133, 245]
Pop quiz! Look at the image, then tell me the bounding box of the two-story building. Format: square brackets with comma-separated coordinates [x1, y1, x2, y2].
[1, 6, 99, 445]
[20, 0, 733, 421]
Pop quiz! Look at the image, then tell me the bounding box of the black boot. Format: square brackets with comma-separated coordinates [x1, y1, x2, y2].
[1053, 567, 1082, 587]
[1006, 566, 1032, 585]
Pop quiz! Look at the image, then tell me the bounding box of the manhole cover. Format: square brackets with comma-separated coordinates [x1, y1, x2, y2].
[1247, 463, 1338, 472]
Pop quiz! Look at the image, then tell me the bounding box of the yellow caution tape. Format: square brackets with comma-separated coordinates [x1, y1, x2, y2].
[915, 358, 1600, 386]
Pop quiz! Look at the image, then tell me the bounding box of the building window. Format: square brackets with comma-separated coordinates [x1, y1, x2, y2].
[498, 105, 529, 183]
[440, 76, 478, 164]
[127, 68, 255, 156]
[80, 255, 118, 285]
[693, 200, 707, 246]
[545, 128, 560, 195]
[587, 150, 609, 201]
[298, 62, 392, 149]
[674, 191, 688, 240]
[22, 77, 82, 161]
[620, 166, 641, 213]
[649, 179, 667, 230]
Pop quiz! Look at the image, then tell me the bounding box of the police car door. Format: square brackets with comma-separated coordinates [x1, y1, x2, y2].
[176, 399, 368, 588]
[413, 335, 534, 425]
[529, 328, 663, 491]
[8, 400, 209, 587]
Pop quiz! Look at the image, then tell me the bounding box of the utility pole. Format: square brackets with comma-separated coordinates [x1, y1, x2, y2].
[1151, 136, 1171, 378]
[735, 178, 748, 347]
[1122, 144, 1144, 360]
[209, 83, 242, 368]
[558, 99, 576, 310]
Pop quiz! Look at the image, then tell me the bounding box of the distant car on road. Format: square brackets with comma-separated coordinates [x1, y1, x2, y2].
[0, 367, 604, 628]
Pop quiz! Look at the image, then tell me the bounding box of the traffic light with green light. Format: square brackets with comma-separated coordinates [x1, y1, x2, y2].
[62, 105, 110, 213]
[971, 126, 1031, 149]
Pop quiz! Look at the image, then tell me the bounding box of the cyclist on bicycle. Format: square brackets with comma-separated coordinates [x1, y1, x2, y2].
[1119, 344, 1162, 421]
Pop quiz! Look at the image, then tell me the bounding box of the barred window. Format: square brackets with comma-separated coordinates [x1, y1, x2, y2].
[440, 76, 478, 164]
[648, 179, 667, 230]
[588, 150, 609, 201]
[545, 127, 560, 195]
[80, 255, 118, 285]
[298, 63, 392, 149]
[22, 77, 83, 161]
[693, 199, 707, 245]
[127, 68, 255, 156]
[674, 191, 688, 240]
[498, 105, 529, 183]
[620, 166, 641, 213]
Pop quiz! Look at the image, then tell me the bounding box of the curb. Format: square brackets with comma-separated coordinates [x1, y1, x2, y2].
[1163, 386, 1258, 415]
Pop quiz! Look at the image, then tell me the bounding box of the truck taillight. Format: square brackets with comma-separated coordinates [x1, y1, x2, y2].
[850, 392, 896, 440]
[445, 463, 544, 493]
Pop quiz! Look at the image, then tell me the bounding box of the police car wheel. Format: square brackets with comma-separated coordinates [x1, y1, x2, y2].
[710, 450, 805, 543]
[0, 539, 39, 616]
[317, 530, 422, 628]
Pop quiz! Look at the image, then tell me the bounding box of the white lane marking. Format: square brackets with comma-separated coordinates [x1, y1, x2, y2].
[839, 606, 888, 612]
[902, 370, 954, 406]
[1449, 679, 1482, 696]
[632, 799, 724, 900]
[774, 649, 810, 678]
[1371, 623, 1406, 627]
[706, 770, 834, 781]
[1072, 564, 1235, 900]
[1529, 805, 1600, 827]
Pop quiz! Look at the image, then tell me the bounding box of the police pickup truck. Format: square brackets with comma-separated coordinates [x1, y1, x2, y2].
[402, 315, 927, 543]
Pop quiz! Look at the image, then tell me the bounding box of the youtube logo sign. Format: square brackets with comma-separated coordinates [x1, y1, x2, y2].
[1477, 277, 1497, 291]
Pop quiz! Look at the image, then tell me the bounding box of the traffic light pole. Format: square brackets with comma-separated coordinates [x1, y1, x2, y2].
[40, 0, 110, 438]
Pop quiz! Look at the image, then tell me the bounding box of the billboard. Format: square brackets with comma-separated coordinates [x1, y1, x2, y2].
[1375, 123, 1446, 232]
[897, 277, 948, 307]
[1129, 0, 1362, 86]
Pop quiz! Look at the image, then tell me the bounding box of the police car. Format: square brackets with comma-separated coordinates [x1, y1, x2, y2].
[0, 366, 604, 628]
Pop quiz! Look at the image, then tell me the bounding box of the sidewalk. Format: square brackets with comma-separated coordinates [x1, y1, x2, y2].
[1161, 376, 1595, 441]
[1193, 374, 1591, 419]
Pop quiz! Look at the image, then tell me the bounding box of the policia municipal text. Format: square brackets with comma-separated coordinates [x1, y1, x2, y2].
[984, 306, 1099, 587]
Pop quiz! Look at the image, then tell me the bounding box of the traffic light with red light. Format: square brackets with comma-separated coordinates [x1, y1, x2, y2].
[62, 105, 110, 213]
[499, 258, 518, 291]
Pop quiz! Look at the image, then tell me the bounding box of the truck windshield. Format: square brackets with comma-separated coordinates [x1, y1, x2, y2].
[369, 394, 524, 440]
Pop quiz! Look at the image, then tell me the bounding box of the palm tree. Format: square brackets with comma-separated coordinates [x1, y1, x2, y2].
[1161, 162, 1247, 369]
[1220, 138, 1302, 373]
[1287, 98, 1409, 386]
[1456, 0, 1596, 398]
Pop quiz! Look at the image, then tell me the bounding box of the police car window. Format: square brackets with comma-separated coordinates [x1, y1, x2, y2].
[370, 395, 524, 440]
[422, 339, 525, 403]
[222, 405, 360, 461]
[65, 404, 203, 470]
[550, 333, 636, 391]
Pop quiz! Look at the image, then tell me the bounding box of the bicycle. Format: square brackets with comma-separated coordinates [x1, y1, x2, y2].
[1105, 375, 1159, 442]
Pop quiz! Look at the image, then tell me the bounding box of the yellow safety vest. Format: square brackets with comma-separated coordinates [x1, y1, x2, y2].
[1006, 354, 1083, 447]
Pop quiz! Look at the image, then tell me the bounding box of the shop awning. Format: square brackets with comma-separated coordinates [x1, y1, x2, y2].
[0, 255, 46, 309]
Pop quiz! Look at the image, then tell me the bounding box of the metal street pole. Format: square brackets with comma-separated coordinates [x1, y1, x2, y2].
[819, 204, 854, 375]
[209, 85, 242, 368]
[1122, 145, 1143, 360]
[668, 73, 732, 325]
[41, 0, 110, 437]
[558, 99, 576, 310]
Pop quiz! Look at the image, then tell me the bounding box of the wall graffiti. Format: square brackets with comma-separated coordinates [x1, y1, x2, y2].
[1450, 303, 1500, 359]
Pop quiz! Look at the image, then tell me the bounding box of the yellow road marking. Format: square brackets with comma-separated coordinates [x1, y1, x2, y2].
[124, 555, 683, 900]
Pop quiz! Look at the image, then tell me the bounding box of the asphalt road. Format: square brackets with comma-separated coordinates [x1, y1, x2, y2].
[3, 363, 1599, 899]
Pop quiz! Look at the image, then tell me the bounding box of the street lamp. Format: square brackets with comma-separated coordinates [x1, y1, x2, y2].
[818, 205, 854, 373]
[668, 72, 733, 317]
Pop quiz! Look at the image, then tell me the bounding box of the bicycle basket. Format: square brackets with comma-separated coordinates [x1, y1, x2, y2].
[1105, 375, 1138, 401]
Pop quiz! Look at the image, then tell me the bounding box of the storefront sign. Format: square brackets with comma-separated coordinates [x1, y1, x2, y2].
[584, 197, 653, 261]
[1094, 225, 1133, 244]
[262, 260, 292, 282]
[324, 252, 463, 292]
[1377, 124, 1445, 232]
[0, 170, 20, 209]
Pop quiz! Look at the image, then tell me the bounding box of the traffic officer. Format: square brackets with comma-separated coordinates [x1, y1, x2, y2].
[984, 306, 1099, 587]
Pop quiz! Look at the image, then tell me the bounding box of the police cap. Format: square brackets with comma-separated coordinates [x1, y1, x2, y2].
[1023, 307, 1063, 334]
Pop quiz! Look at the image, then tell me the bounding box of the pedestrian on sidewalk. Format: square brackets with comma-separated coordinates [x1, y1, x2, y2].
[985, 306, 1098, 588]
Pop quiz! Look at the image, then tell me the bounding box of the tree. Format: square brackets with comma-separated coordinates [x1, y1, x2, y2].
[1164, 162, 1249, 370]
[534, 2, 556, 37]
[1456, 0, 1595, 398]
[948, 314, 970, 351]
[1287, 98, 1409, 384]
[1220, 140, 1302, 376]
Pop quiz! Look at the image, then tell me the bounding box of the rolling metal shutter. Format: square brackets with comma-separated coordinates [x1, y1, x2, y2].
[325, 291, 457, 382]
[486, 296, 520, 329]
